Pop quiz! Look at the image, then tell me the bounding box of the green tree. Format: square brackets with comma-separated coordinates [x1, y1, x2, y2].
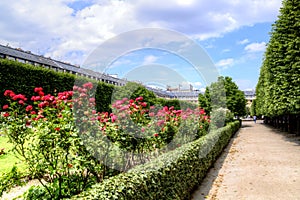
[113, 82, 157, 106]
[250, 99, 257, 116]
[223, 77, 246, 117]
[199, 76, 246, 117]
[198, 87, 211, 114]
[256, 0, 300, 117]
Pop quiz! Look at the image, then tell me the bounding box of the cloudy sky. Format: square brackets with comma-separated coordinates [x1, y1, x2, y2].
[0, 0, 283, 90]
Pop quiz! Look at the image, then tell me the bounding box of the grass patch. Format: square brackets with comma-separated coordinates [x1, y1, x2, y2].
[0, 134, 28, 175]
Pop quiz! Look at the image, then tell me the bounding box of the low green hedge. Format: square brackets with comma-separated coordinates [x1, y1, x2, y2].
[72, 121, 240, 200]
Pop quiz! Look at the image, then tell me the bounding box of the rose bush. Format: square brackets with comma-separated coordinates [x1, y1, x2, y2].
[1, 82, 210, 198]
[1, 85, 105, 199]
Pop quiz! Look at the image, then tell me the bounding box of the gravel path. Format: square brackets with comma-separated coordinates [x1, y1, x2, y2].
[0, 179, 41, 200]
[192, 120, 300, 200]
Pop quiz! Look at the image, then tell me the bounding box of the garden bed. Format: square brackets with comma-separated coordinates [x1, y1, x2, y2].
[72, 121, 240, 200]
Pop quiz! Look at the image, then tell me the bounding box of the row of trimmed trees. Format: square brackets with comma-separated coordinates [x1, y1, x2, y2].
[253, 0, 300, 134]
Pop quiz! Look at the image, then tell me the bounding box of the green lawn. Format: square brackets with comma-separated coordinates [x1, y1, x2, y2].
[0, 134, 28, 174]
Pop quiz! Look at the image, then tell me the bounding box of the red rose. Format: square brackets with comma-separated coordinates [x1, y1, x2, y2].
[18, 100, 25, 105]
[34, 87, 43, 93]
[3, 112, 9, 117]
[4, 90, 15, 98]
[38, 91, 45, 96]
[73, 86, 78, 91]
[83, 82, 93, 89]
[163, 106, 169, 112]
[111, 115, 117, 123]
[2, 105, 9, 110]
[200, 109, 205, 115]
[54, 127, 60, 131]
[154, 133, 159, 137]
[135, 96, 143, 101]
[26, 120, 31, 126]
[141, 102, 147, 107]
[89, 98, 95, 103]
[26, 105, 33, 112]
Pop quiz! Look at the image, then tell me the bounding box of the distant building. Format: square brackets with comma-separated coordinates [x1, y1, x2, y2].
[243, 89, 256, 106]
[0, 44, 202, 101]
[0, 44, 126, 86]
[166, 84, 201, 103]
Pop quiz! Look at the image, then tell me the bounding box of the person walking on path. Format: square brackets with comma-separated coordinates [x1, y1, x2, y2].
[253, 115, 257, 123]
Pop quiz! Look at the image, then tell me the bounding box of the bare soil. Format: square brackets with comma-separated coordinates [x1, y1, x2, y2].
[192, 120, 300, 200]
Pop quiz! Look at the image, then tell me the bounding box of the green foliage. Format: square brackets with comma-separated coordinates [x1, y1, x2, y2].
[210, 108, 234, 130]
[199, 76, 246, 117]
[256, 0, 300, 117]
[72, 121, 240, 200]
[2, 86, 105, 199]
[0, 59, 114, 113]
[222, 77, 247, 117]
[250, 99, 257, 116]
[95, 82, 115, 112]
[0, 135, 28, 175]
[0, 165, 26, 197]
[0, 59, 74, 107]
[198, 87, 212, 114]
[113, 82, 157, 106]
[23, 185, 50, 200]
[156, 98, 198, 111]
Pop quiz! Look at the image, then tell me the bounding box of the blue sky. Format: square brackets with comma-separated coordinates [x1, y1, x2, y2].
[0, 0, 282, 91]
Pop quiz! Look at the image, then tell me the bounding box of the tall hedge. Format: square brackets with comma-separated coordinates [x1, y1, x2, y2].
[0, 59, 74, 106]
[0, 59, 115, 112]
[255, 0, 300, 117]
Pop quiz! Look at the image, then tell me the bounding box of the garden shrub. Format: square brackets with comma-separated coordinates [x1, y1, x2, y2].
[72, 121, 240, 200]
[2, 85, 108, 199]
[0, 165, 26, 197]
[210, 108, 234, 130]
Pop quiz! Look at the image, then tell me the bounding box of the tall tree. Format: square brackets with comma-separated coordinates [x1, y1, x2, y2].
[198, 87, 211, 113]
[256, 0, 300, 117]
[199, 76, 246, 117]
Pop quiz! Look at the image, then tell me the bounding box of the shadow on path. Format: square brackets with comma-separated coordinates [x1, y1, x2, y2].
[264, 124, 300, 147]
[190, 124, 242, 199]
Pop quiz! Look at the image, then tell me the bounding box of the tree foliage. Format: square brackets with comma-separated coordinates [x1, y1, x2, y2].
[199, 76, 246, 117]
[255, 0, 300, 117]
[112, 82, 157, 106]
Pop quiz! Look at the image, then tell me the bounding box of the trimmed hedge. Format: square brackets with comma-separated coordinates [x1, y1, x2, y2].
[156, 98, 198, 110]
[72, 121, 240, 200]
[0, 59, 115, 112]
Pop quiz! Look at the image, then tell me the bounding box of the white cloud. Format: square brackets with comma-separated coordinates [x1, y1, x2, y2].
[221, 48, 231, 53]
[245, 42, 266, 52]
[133, 0, 282, 40]
[238, 39, 250, 45]
[190, 81, 205, 90]
[0, 0, 281, 64]
[192, 81, 202, 87]
[142, 55, 159, 65]
[215, 58, 234, 69]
